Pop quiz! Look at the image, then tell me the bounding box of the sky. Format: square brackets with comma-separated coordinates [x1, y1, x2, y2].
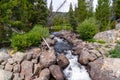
[47, 0, 98, 12]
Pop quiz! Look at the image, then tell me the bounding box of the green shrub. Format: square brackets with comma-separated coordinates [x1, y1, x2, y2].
[11, 25, 49, 51]
[77, 18, 97, 40]
[109, 44, 120, 58]
[53, 25, 73, 31]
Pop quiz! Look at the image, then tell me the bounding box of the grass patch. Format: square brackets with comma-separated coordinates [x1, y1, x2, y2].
[108, 44, 120, 58]
[52, 25, 73, 31]
[87, 39, 106, 44]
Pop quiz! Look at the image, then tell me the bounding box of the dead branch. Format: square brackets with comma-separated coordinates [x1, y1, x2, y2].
[42, 37, 51, 50]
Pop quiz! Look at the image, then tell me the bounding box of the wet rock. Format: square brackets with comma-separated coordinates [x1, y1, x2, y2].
[13, 64, 21, 73]
[88, 58, 120, 80]
[72, 45, 83, 55]
[57, 54, 69, 69]
[0, 69, 13, 80]
[54, 38, 72, 53]
[5, 63, 13, 72]
[49, 65, 64, 80]
[79, 48, 97, 65]
[40, 49, 56, 68]
[13, 52, 25, 63]
[50, 35, 55, 39]
[39, 68, 50, 80]
[21, 60, 33, 80]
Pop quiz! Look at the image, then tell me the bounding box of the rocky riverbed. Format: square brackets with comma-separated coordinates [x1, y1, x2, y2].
[0, 30, 120, 80]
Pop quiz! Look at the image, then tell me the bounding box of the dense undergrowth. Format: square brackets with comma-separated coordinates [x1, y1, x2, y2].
[11, 25, 49, 51]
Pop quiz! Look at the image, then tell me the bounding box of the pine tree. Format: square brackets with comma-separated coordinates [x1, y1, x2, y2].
[69, 4, 77, 31]
[76, 0, 87, 23]
[86, 0, 93, 18]
[0, 0, 49, 43]
[114, 0, 120, 19]
[95, 0, 110, 31]
[0, 0, 49, 30]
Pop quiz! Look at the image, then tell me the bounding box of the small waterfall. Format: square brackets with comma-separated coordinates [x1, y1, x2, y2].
[64, 51, 91, 80]
[54, 36, 91, 80]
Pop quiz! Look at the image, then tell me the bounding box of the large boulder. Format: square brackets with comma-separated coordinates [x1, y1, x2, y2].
[57, 54, 69, 69]
[49, 65, 64, 80]
[94, 29, 120, 43]
[0, 48, 11, 62]
[21, 60, 33, 80]
[94, 30, 118, 43]
[0, 69, 13, 80]
[40, 49, 56, 68]
[79, 48, 98, 65]
[12, 52, 25, 63]
[39, 68, 50, 80]
[88, 58, 120, 80]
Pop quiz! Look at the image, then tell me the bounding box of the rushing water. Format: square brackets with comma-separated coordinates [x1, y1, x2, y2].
[54, 36, 91, 80]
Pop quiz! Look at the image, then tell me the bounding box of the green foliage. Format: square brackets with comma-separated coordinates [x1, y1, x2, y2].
[86, 1, 93, 18]
[109, 44, 120, 58]
[77, 18, 97, 40]
[11, 25, 49, 51]
[0, 25, 12, 44]
[75, 0, 87, 22]
[95, 0, 110, 31]
[53, 14, 69, 26]
[53, 25, 73, 31]
[69, 4, 78, 31]
[0, 0, 49, 31]
[114, 0, 120, 18]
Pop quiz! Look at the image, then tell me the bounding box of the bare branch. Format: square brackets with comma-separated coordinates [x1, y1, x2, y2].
[42, 37, 51, 50]
[47, 0, 67, 27]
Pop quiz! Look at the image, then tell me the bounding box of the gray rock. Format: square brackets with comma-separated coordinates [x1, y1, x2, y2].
[1, 61, 7, 66]
[0, 65, 4, 69]
[32, 59, 38, 64]
[116, 23, 120, 30]
[79, 48, 97, 65]
[88, 58, 120, 80]
[0, 69, 13, 80]
[57, 54, 69, 69]
[13, 64, 20, 73]
[40, 49, 56, 68]
[94, 29, 117, 43]
[25, 53, 33, 61]
[49, 65, 64, 80]
[13, 73, 20, 80]
[13, 52, 25, 63]
[39, 68, 50, 80]
[0, 48, 11, 61]
[21, 60, 33, 80]
[33, 64, 42, 75]
[5, 63, 13, 72]
[8, 58, 14, 65]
